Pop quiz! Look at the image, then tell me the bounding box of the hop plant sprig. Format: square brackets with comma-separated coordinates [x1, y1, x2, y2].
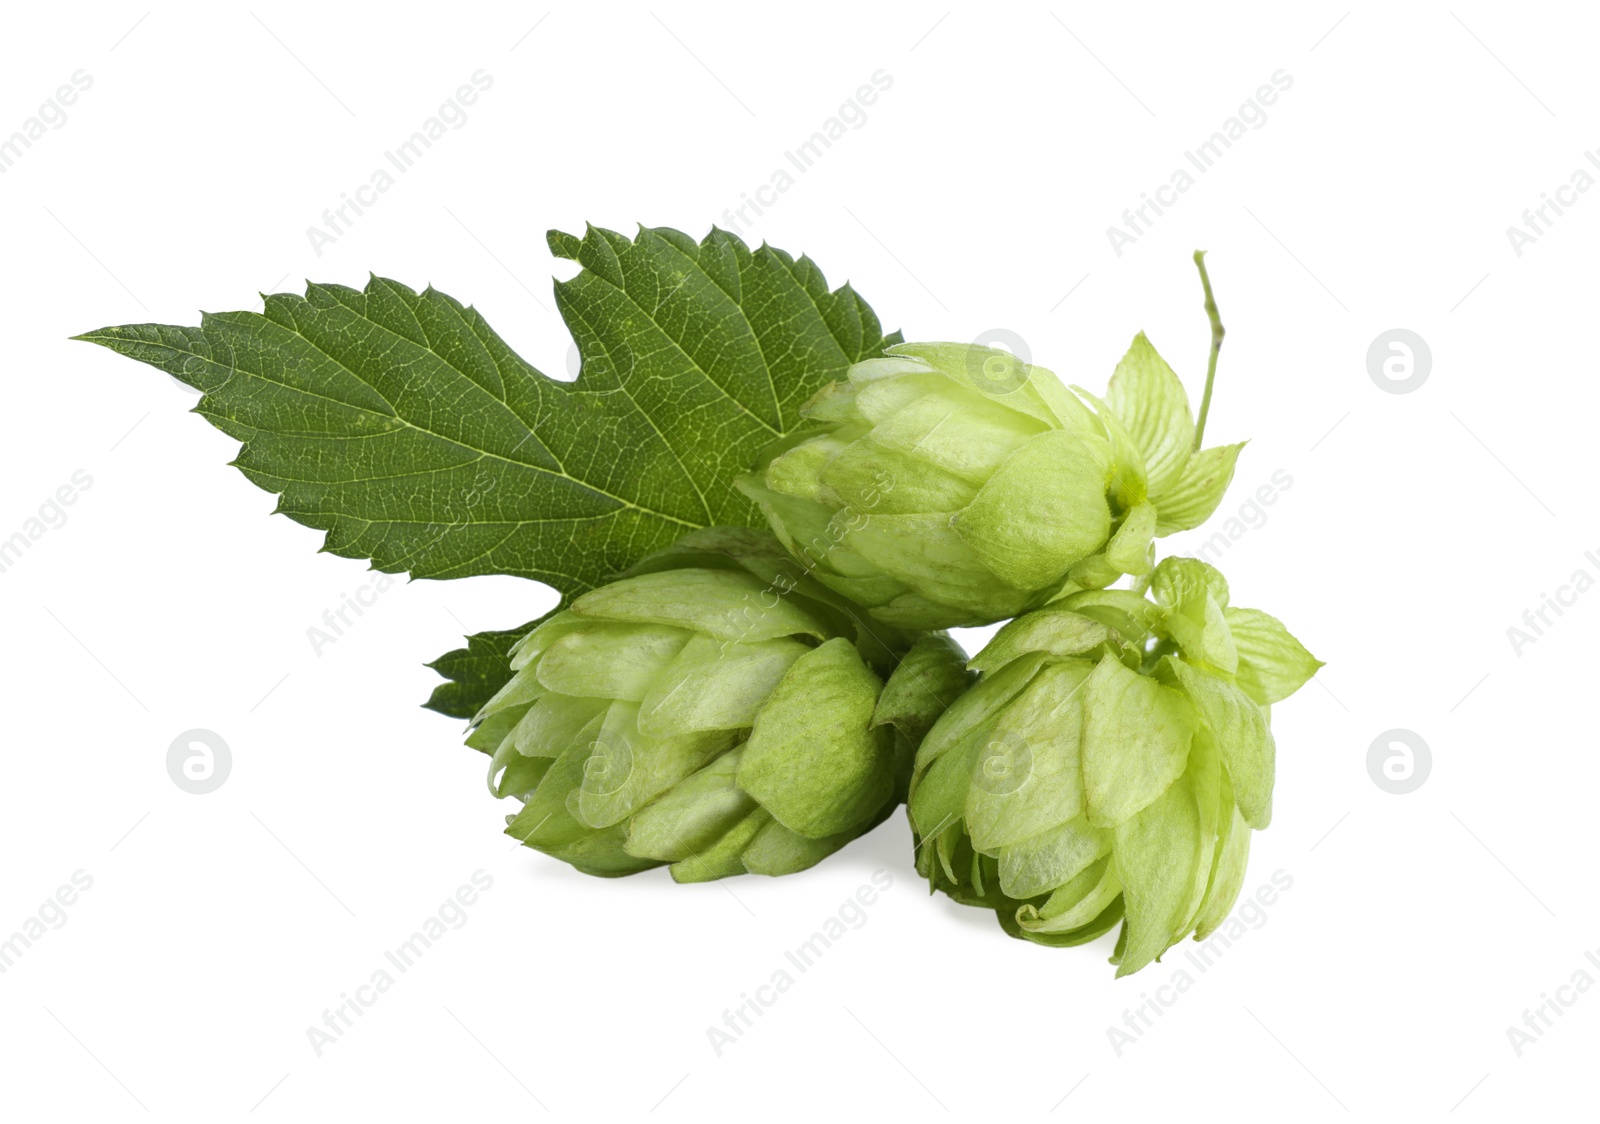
[81, 225, 1322, 973]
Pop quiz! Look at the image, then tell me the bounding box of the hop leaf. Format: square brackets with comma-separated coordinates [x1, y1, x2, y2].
[74, 224, 905, 714]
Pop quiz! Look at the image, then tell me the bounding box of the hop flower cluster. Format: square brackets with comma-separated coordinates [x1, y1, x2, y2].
[470, 528, 970, 881]
[908, 557, 1318, 974]
[463, 323, 1319, 975]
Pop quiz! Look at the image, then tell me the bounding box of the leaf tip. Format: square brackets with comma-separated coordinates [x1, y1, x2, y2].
[546, 228, 582, 261]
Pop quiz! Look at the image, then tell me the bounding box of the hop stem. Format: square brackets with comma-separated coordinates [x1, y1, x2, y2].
[1191, 250, 1225, 450]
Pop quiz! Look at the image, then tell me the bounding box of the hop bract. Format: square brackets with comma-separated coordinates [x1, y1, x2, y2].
[467, 528, 970, 881]
[737, 337, 1245, 629]
[906, 558, 1320, 975]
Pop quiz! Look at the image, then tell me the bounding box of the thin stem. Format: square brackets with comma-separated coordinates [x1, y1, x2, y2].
[1191, 249, 1225, 450]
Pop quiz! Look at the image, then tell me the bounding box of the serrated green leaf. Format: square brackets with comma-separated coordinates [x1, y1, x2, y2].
[78, 224, 904, 713]
[424, 618, 545, 718]
[82, 227, 903, 589]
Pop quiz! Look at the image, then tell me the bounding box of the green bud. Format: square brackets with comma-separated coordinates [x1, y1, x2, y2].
[470, 528, 970, 882]
[906, 557, 1320, 974]
[737, 336, 1242, 629]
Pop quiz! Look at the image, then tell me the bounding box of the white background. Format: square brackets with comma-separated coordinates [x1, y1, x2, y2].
[1, 2, 1593, 1120]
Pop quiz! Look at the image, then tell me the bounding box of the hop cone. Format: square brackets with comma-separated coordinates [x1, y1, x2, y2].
[468, 528, 971, 882]
[737, 337, 1243, 629]
[906, 558, 1320, 975]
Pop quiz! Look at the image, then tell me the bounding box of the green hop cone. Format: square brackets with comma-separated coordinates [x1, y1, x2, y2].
[467, 528, 972, 882]
[906, 557, 1321, 975]
[736, 336, 1245, 629]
